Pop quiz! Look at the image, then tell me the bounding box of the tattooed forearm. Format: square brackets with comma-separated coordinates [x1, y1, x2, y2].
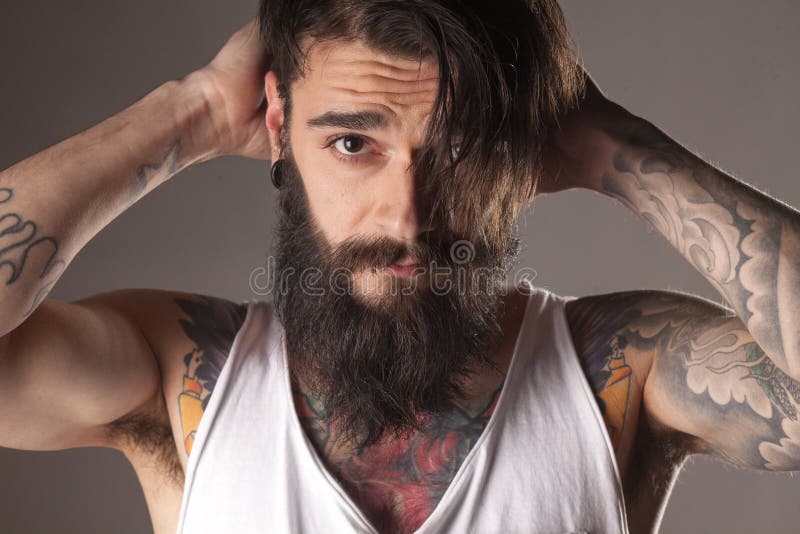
[601, 121, 800, 379]
[128, 138, 182, 203]
[0, 136, 182, 318]
[0, 187, 66, 317]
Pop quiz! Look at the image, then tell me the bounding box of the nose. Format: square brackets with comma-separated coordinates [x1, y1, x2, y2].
[373, 158, 433, 243]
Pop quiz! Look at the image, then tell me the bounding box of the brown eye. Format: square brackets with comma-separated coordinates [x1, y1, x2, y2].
[333, 135, 369, 156]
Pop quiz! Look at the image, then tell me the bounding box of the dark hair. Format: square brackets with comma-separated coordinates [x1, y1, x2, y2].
[259, 0, 584, 254]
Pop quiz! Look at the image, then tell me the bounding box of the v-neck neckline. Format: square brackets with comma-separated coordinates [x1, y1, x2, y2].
[278, 288, 535, 533]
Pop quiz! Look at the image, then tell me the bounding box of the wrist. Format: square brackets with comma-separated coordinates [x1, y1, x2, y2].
[161, 70, 227, 167]
[580, 107, 648, 193]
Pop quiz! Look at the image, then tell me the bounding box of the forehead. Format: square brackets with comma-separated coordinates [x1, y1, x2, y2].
[290, 39, 440, 129]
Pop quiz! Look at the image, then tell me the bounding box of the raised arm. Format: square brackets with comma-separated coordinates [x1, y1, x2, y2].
[0, 20, 267, 330]
[543, 73, 800, 383]
[0, 20, 268, 451]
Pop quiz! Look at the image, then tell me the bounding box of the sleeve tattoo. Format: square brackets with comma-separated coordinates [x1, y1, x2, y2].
[601, 122, 800, 380]
[568, 290, 800, 471]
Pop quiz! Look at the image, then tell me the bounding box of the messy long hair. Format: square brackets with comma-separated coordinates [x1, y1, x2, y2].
[258, 0, 584, 257]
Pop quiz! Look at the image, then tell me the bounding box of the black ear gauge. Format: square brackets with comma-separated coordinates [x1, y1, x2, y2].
[271, 159, 285, 189]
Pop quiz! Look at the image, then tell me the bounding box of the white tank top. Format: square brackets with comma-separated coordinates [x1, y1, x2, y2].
[176, 285, 629, 533]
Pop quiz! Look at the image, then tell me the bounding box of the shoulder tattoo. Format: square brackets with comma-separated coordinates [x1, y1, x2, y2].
[175, 296, 248, 455]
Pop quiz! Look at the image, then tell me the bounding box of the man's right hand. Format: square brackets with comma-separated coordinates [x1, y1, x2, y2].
[191, 19, 271, 161]
[0, 17, 266, 461]
[0, 18, 273, 332]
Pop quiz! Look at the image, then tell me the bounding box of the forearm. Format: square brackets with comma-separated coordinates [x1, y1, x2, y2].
[0, 72, 215, 331]
[595, 116, 800, 379]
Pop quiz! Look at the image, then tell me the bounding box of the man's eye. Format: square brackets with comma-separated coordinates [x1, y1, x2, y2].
[333, 136, 370, 156]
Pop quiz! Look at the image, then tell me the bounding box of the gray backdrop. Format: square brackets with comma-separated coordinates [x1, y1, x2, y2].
[1, 0, 798, 532]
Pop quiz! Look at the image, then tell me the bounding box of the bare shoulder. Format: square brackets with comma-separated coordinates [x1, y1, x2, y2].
[100, 290, 248, 474]
[563, 291, 657, 453]
[562, 290, 713, 472]
[562, 288, 800, 525]
[167, 293, 249, 458]
[562, 289, 726, 526]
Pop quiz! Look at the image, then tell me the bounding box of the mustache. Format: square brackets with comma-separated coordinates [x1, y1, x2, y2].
[323, 232, 456, 273]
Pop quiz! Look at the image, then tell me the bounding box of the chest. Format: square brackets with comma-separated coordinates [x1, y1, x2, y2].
[296, 382, 504, 533]
[323, 426, 485, 532]
[293, 350, 639, 534]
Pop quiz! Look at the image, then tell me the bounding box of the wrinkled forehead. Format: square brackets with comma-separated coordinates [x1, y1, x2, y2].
[289, 39, 441, 132]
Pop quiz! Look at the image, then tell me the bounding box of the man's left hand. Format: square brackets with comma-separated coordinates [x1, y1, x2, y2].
[537, 69, 640, 196]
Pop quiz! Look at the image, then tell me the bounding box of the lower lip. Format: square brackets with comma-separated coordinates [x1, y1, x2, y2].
[387, 263, 424, 277]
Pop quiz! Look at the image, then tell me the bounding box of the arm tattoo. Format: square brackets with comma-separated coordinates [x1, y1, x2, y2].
[175, 295, 247, 455]
[570, 290, 800, 471]
[0, 187, 65, 316]
[566, 293, 646, 450]
[128, 138, 182, 203]
[601, 122, 800, 378]
[0, 139, 181, 315]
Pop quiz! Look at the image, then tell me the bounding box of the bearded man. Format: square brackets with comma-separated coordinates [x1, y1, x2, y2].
[1, 1, 799, 533]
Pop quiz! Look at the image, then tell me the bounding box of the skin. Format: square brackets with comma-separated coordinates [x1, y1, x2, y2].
[0, 16, 799, 534]
[544, 81, 800, 530]
[0, 187, 65, 316]
[265, 41, 441, 300]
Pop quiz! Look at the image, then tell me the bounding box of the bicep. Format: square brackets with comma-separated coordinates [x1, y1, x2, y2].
[643, 298, 800, 471]
[0, 291, 166, 451]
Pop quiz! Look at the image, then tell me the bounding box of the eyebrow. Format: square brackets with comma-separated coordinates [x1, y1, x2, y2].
[306, 110, 389, 131]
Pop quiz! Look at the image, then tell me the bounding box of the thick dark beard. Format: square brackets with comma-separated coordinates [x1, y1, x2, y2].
[272, 151, 520, 449]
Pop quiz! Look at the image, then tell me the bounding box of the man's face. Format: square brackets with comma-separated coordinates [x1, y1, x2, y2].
[266, 40, 442, 304]
[265, 39, 516, 447]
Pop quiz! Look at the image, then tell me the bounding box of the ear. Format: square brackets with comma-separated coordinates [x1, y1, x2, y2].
[264, 71, 285, 162]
